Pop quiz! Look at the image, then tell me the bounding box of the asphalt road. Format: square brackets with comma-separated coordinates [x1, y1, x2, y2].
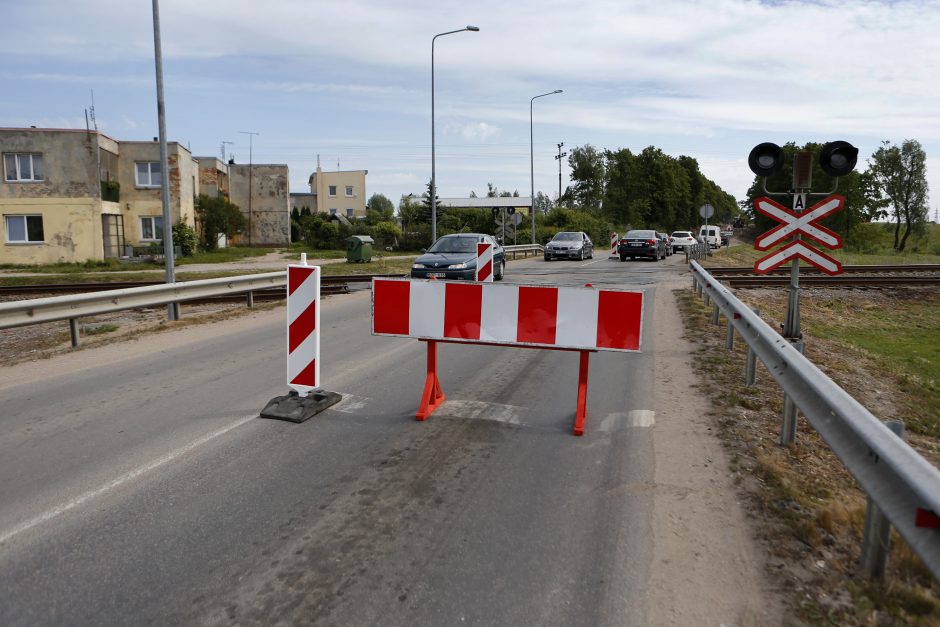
[0, 253, 689, 626]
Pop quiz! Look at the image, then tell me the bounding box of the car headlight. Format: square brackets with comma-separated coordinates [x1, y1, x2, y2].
[412, 263, 425, 269]
[449, 262, 470, 269]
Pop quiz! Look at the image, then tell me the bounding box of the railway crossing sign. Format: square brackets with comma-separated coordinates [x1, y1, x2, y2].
[753, 194, 845, 275]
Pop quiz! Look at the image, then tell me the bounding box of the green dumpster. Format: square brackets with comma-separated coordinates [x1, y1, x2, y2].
[346, 235, 374, 263]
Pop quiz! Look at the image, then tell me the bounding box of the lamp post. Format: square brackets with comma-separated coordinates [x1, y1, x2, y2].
[431, 25, 479, 243]
[530, 90, 562, 244]
[239, 131, 258, 245]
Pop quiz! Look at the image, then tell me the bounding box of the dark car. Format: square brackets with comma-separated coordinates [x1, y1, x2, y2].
[657, 232, 673, 257]
[411, 233, 505, 280]
[544, 231, 594, 261]
[617, 229, 666, 261]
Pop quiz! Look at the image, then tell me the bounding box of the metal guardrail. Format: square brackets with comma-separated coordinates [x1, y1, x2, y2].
[690, 261, 940, 580]
[685, 242, 710, 262]
[0, 272, 287, 346]
[503, 244, 544, 259]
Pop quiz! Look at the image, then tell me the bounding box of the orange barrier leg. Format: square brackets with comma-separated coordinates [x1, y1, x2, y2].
[573, 350, 590, 436]
[416, 340, 446, 421]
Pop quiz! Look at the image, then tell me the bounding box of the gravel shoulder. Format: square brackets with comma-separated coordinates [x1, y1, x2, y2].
[650, 279, 784, 625]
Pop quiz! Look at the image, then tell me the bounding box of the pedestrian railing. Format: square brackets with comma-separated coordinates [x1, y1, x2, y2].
[689, 261, 940, 581]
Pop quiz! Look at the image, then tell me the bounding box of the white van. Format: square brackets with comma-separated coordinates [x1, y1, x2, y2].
[699, 225, 721, 249]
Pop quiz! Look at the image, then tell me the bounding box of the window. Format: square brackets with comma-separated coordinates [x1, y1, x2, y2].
[345, 185, 353, 197]
[4, 215, 44, 243]
[328, 185, 337, 197]
[4, 153, 44, 182]
[140, 216, 164, 241]
[329, 208, 337, 215]
[135, 162, 162, 188]
[346, 208, 354, 217]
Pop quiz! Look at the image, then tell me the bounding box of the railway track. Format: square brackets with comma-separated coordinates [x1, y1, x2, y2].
[701, 264, 940, 288]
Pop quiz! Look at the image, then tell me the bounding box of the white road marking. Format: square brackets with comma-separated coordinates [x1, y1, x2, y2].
[597, 409, 656, 432]
[438, 400, 526, 425]
[0, 414, 257, 548]
[579, 259, 602, 267]
[331, 393, 371, 414]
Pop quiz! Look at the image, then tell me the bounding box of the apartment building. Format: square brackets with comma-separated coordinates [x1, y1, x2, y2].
[1, 127, 291, 264]
[290, 165, 367, 219]
[1, 127, 198, 264]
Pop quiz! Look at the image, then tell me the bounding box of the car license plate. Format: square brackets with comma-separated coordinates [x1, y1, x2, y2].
[428, 272, 446, 278]
[630, 243, 643, 247]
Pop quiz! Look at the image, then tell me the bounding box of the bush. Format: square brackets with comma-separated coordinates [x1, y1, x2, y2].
[172, 220, 198, 256]
[196, 194, 246, 251]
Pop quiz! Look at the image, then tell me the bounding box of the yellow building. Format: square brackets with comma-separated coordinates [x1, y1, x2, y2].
[1, 127, 199, 264]
[290, 165, 368, 220]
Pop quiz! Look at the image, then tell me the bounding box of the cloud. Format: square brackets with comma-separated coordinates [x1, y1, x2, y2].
[458, 122, 500, 142]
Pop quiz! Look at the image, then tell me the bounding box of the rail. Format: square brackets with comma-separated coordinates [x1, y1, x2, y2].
[690, 261, 940, 581]
[502, 243, 544, 259]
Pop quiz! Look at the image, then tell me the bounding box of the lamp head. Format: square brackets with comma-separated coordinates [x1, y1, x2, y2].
[466, 25, 480, 31]
[819, 141, 858, 177]
[748, 142, 785, 177]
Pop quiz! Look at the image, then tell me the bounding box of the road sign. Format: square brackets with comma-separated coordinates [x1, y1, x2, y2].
[754, 195, 844, 251]
[754, 240, 842, 275]
[511, 212, 523, 226]
[699, 204, 714, 219]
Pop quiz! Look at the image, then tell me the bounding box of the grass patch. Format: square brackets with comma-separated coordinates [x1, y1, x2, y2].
[81, 323, 119, 336]
[0, 259, 163, 273]
[176, 247, 278, 265]
[673, 286, 940, 623]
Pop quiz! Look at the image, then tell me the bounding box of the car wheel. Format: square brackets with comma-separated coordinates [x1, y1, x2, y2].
[630, 256, 635, 261]
[543, 255, 550, 261]
[579, 249, 584, 261]
[495, 259, 505, 281]
[619, 254, 626, 262]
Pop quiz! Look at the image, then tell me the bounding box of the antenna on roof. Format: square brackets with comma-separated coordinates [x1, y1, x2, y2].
[337, 157, 340, 170]
[89, 89, 98, 131]
[317, 154, 320, 169]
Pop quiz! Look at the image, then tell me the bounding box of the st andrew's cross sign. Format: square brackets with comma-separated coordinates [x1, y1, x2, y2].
[753, 194, 845, 276]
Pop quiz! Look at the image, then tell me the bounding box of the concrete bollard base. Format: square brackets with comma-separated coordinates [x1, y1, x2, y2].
[260, 390, 343, 423]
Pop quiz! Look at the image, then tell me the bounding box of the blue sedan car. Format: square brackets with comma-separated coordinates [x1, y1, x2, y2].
[410, 233, 505, 281]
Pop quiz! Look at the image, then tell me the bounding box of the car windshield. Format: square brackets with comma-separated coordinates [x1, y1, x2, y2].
[672, 232, 692, 238]
[625, 230, 655, 238]
[427, 236, 478, 254]
[552, 232, 581, 241]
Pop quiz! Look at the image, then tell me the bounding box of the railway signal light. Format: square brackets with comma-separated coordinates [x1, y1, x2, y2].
[748, 142, 785, 177]
[819, 141, 859, 177]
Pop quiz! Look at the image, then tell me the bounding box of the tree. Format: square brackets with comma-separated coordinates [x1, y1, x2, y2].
[534, 191, 553, 213]
[566, 145, 605, 209]
[195, 194, 246, 250]
[868, 139, 930, 251]
[365, 193, 395, 225]
[367, 193, 394, 215]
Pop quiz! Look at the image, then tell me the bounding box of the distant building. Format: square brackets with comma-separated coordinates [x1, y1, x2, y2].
[290, 165, 367, 220]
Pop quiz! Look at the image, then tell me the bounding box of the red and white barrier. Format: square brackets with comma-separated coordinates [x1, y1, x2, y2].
[475, 241, 494, 282]
[287, 261, 320, 396]
[372, 278, 644, 435]
[373, 279, 642, 352]
[609, 232, 618, 257]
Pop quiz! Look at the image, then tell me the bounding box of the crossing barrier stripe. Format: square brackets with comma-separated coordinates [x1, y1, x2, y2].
[287, 265, 320, 393]
[476, 242, 493, 282]
[755, 195, 844, 251]
[372, 278, 643, 352]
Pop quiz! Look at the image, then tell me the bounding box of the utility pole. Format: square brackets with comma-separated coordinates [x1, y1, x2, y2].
[554, 142, 567, 206]
[238, 131, 259, 245]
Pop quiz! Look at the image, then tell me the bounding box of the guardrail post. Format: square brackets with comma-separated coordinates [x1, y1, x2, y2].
[170, 302, 181, 320]
[711, 303, 720, 325]
[695, 280, 702, 297]
[859, 420, 905, 580]
[780, 339, 805, 445]
[703, 291, 710, 306]
[247, 291, 255, 308]
[744, 308, 759, 385]
[726, 319, 734, 349]
[69, 318, 80, 348]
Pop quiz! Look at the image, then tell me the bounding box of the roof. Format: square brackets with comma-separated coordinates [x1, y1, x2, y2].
[436, 197, 533, 208]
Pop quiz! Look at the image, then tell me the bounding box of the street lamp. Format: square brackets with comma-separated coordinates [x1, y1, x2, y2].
[530, 89, 562, 244]
[431, 25, 479, 243]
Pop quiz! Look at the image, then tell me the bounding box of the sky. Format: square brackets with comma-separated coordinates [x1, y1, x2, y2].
[2, 0, 940, 220]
